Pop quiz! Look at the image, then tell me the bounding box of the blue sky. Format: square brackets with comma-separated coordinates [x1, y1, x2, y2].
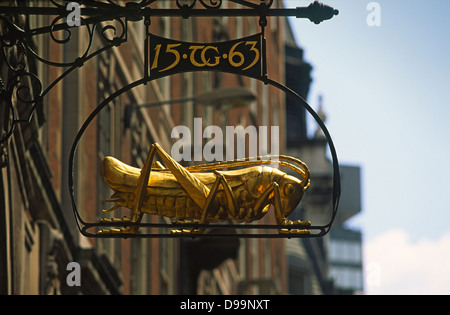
[286, 0, 450, 294]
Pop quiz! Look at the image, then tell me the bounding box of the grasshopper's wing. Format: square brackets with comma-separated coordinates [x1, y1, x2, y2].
[186, 155, 310, 189]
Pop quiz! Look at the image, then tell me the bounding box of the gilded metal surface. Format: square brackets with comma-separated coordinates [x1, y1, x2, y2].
[99, 143, 311, 235]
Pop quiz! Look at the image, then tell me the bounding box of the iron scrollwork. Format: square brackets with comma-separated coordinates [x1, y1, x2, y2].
[176, 0, 222, 10]
[0, 0, 338, 145]
[198, 0, 222, 9]
[0, 1, 128, 145]
[0, 15, 43, 146]
[176, 0, 275, 10]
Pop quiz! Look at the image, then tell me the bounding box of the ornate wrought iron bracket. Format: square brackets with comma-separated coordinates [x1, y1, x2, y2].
[0, 1, 338, 145]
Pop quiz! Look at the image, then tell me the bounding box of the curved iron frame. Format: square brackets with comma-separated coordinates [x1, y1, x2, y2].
[0, 0, 340, 239]
[71, 77, 340, 239]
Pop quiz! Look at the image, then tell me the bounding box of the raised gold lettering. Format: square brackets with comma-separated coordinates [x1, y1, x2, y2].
[228, 41, 245, 68]
[160, 44, 181, 72]
[242, 41, 260, 71]
[201, 46, 221, 67]
[189, 45, 207, 67]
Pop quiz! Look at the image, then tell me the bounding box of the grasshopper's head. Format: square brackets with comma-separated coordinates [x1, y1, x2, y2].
[279, 174, 310, 217]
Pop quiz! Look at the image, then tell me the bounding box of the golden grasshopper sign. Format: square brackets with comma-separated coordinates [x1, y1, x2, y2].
[148, 33, 263, 80]
[99, 144, 312, 236]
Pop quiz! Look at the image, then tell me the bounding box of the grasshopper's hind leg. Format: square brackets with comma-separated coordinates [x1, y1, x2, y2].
[127, 143, 212, 235]
[100, 143, 234, 236]
[119, 144, 160, 235]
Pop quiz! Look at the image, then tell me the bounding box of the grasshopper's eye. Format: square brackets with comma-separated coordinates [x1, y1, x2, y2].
[283, 183, 295, 197]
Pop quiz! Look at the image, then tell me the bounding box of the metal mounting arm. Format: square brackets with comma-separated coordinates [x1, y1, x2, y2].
[0, 1, 338, 23]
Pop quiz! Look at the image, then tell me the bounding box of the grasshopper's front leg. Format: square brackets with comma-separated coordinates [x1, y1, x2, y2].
[252, 183, 310, 235]
[172, 170, 239, 235]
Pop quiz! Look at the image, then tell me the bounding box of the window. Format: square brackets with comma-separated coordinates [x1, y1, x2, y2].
[329, 266, 363, 291]
[329, 240, 362, 264]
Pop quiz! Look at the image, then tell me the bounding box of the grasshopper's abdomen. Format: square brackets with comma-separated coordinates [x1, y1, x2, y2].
[110, 190, 205, 219]
[142, 193, 203, 219]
